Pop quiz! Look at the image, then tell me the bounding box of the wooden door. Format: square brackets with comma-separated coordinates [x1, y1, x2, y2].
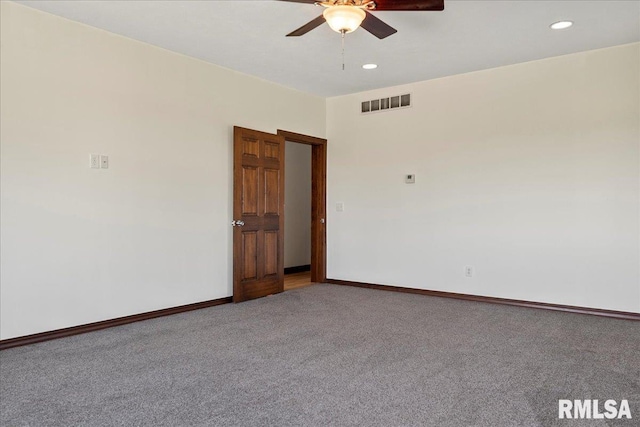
[233, 126, 285, 302]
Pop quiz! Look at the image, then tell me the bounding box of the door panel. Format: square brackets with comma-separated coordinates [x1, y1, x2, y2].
[242, 167, 259, 216]
[264, 169, 280, 215]
[241, 231, 258, 281]
[264, 142, 280, 160]
[233, 127, 285, 302]
[243, 137, 260, 157]
[264, 231, 278, 276]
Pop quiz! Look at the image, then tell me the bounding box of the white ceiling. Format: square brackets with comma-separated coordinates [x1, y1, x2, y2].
[15, 0, 640, 97]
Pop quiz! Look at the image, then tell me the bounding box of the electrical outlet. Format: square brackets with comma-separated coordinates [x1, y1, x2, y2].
[336, 202, 344, 212]
[464, 266, 474, 277]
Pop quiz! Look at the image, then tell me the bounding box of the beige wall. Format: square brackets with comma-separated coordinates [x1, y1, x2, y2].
[326, 43, 640, 313]
[0, 2, 326, 339]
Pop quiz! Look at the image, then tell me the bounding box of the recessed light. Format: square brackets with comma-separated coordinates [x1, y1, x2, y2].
[362, 63, 378, 70]
[550, 21, 573, 30]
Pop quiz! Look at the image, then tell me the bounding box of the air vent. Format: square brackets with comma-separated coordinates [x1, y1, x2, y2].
[361, 93, 411, 114]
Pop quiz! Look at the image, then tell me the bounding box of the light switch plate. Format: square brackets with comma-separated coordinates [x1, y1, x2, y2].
[336, 202, 344, 212]
[100, 155, 109, 169]
[90, 154, 100, 169]
[405, 174, 415, 184]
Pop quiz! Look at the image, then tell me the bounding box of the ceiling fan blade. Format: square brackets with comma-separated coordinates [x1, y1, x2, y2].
[361, 11, 397, 39]
[372, 0, 444, 11]
[286, 15, 326, 37]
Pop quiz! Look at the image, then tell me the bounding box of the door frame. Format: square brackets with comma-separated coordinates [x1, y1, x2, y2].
[277, 130, 327, 283]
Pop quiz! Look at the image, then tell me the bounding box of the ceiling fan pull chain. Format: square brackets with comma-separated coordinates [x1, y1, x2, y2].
[341, 29, 345, 70]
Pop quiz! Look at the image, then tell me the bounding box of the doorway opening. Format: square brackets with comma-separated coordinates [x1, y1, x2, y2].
[283, 141, 312, 290]
[277, 130, 326, 290]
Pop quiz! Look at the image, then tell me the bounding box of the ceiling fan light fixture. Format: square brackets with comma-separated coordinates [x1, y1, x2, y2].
[323, 5, 366, 34]
[362, 63, 378, 69]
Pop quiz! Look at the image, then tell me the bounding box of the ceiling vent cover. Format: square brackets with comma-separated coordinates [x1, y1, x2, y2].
[361, 93, 411, 114]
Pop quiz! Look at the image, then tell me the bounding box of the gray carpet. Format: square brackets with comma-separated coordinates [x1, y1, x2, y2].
[1, 284, 639, 427]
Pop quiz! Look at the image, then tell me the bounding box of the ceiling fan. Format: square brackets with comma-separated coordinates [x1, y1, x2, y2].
[281, 0, 445, 39]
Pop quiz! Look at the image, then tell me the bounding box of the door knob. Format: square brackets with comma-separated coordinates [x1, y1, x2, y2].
[232, 220, 245, 227]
